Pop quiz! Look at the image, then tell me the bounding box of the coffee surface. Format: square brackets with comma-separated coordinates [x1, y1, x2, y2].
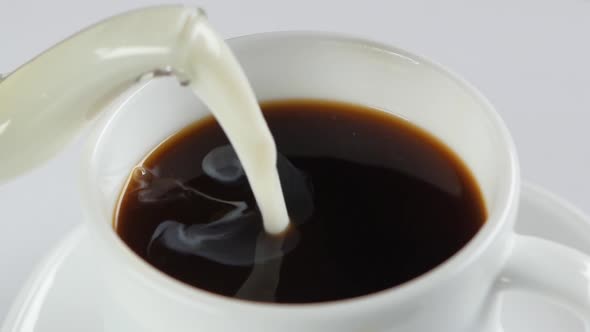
[116, 99, 486, 303]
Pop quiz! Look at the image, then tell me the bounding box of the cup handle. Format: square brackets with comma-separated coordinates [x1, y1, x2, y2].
[496, 234, 590, 328]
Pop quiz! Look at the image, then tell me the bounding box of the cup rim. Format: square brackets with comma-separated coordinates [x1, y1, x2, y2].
[82, 30, 520, 318]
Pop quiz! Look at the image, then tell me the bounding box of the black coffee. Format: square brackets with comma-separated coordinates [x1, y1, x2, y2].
[116, 99, 486, 303]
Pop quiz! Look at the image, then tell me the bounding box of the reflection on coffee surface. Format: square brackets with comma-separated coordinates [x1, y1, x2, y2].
[115, 99, 486, 303]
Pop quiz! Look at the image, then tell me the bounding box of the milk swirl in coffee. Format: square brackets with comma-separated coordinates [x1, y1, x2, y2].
[116, 100, 486, 303]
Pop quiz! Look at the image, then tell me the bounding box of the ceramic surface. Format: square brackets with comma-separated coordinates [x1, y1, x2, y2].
[2, 183, 588, 332]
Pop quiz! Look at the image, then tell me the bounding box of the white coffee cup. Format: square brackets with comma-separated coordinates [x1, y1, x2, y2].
[82, 32, 590, 332]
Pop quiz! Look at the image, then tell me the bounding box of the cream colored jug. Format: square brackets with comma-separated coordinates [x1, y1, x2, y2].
[0, 6, 212, 182]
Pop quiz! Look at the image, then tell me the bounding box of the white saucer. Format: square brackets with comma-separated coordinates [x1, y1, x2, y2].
[2, 182, 590, 332]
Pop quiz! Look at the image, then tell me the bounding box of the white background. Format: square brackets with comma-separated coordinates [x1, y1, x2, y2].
[1, 0, 589, 318]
